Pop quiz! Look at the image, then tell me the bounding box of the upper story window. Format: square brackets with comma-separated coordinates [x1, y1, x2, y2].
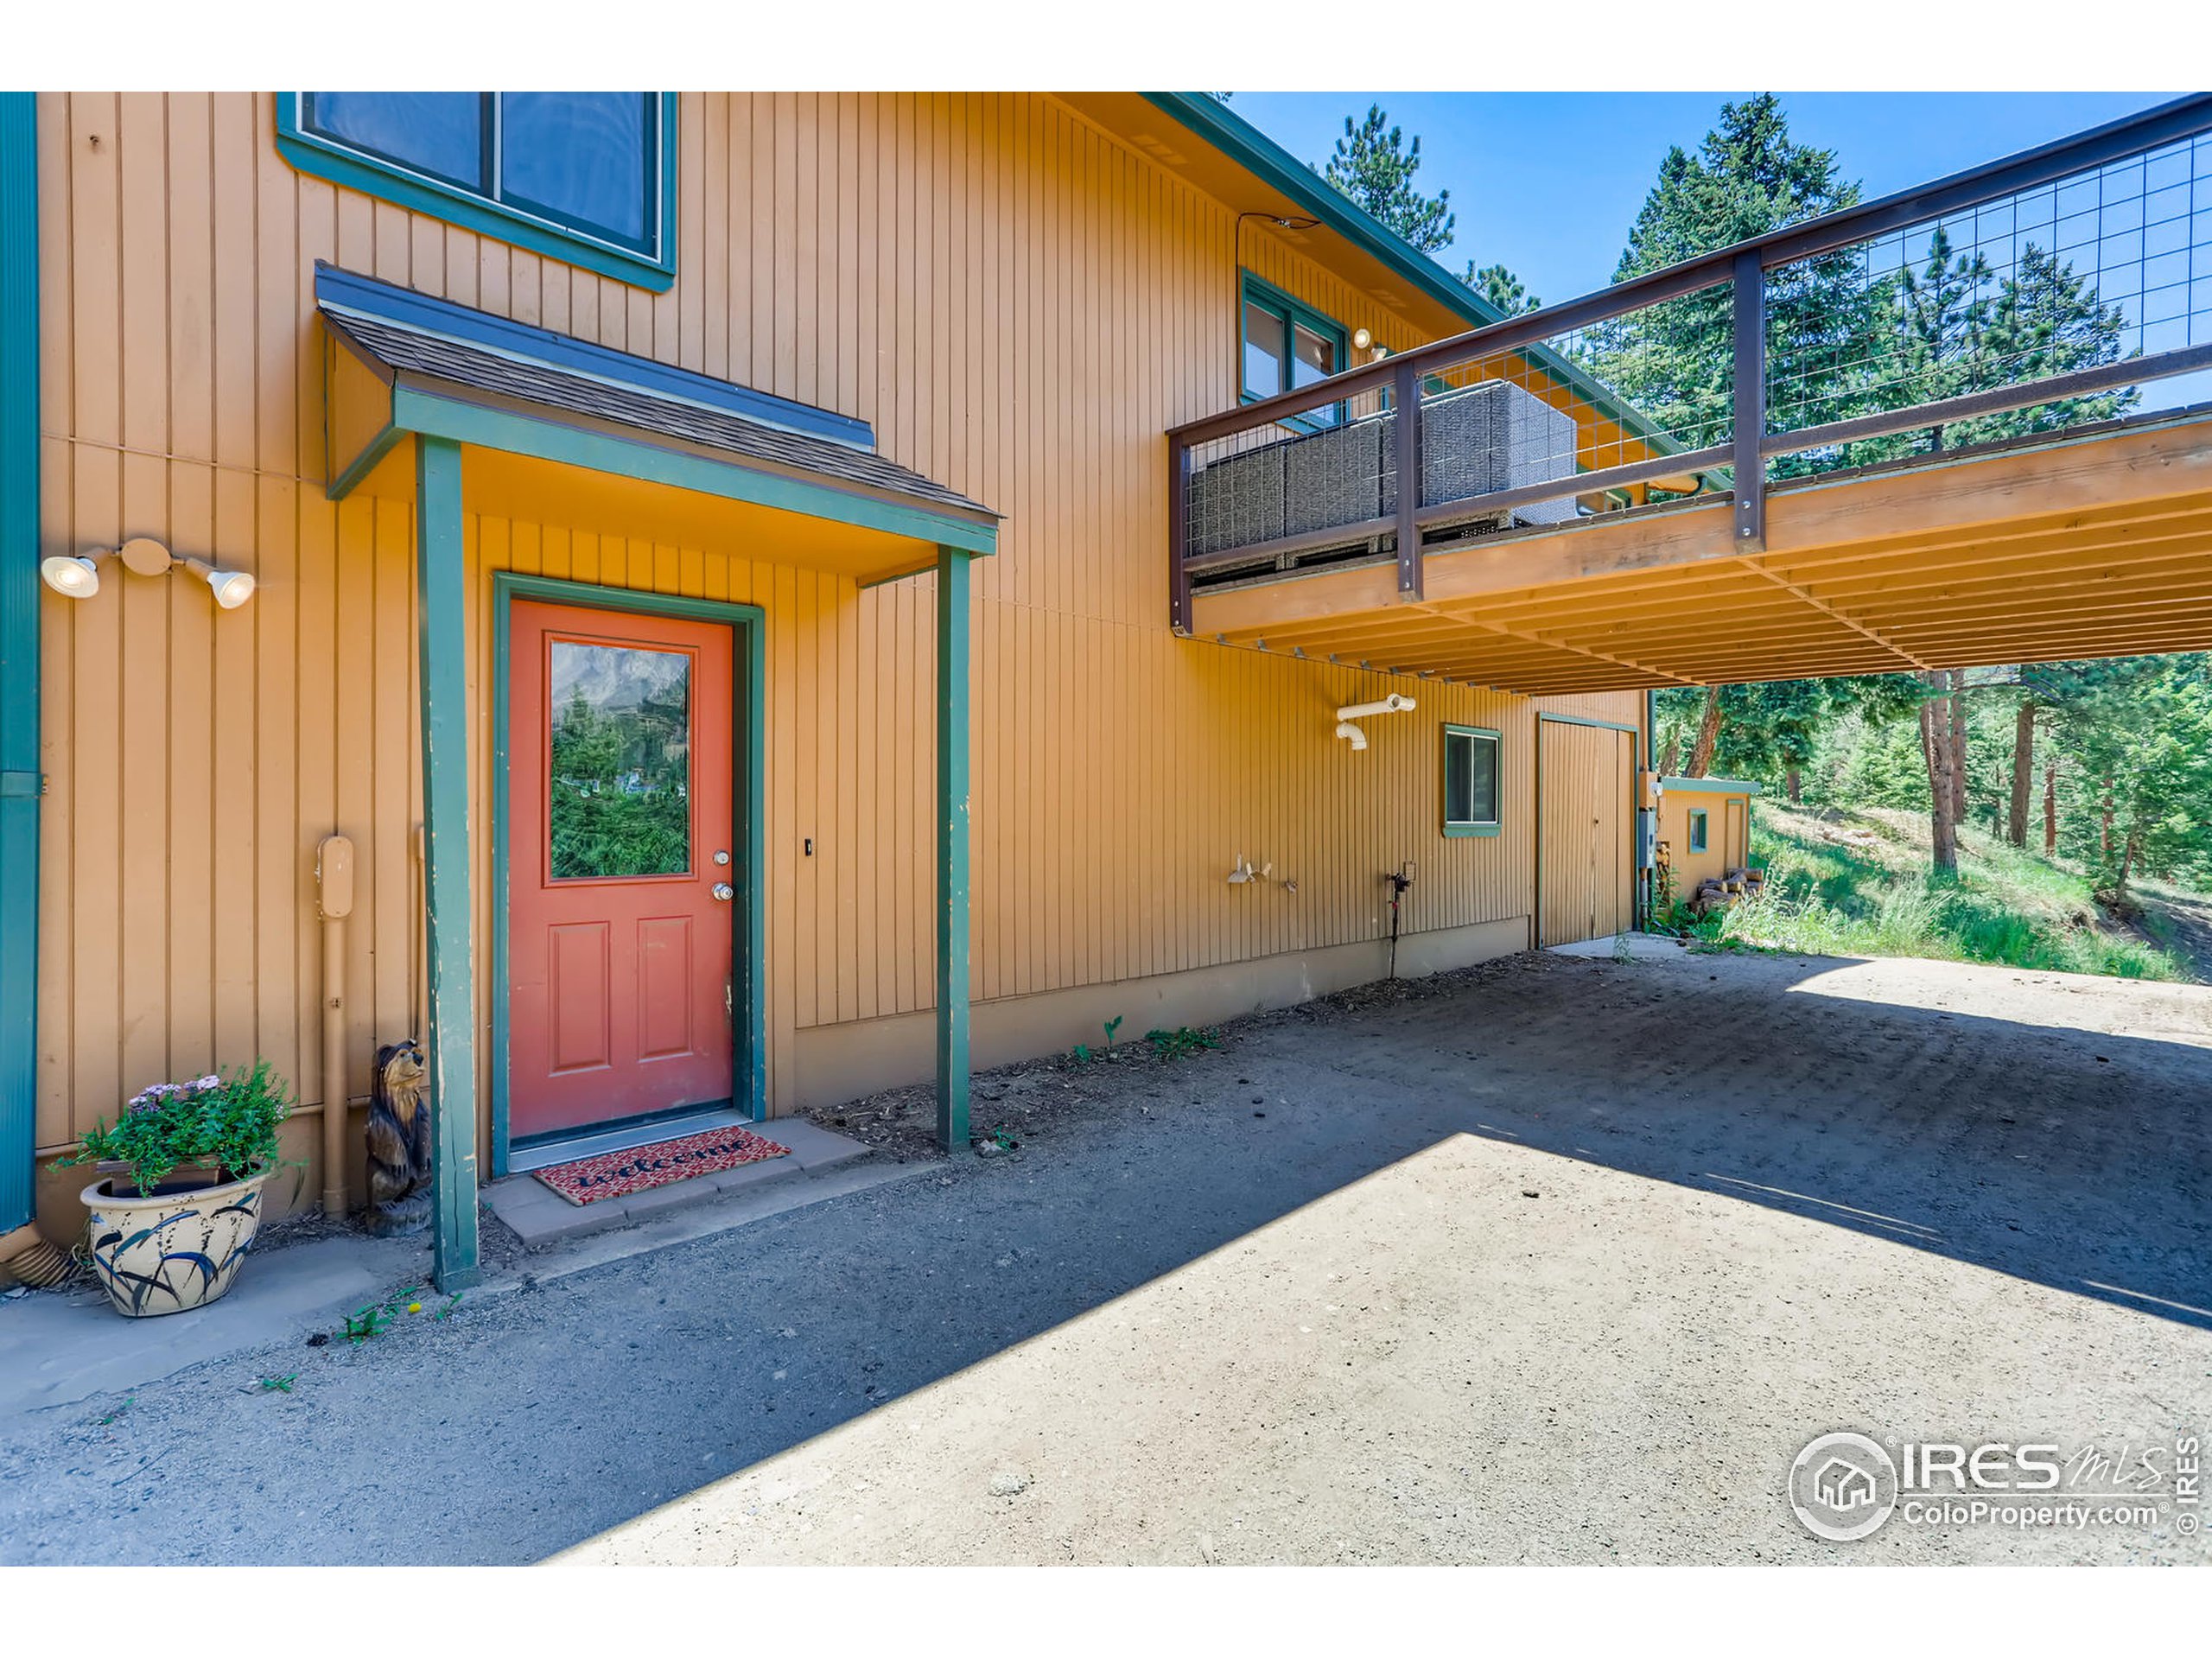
[277, 93, 677, 291]
[1240, 271, 1346, 427]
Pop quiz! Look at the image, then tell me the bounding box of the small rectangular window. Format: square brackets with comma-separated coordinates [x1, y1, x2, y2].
[1689, 809, 1709, 853]
[1443, 726, 1501, 836]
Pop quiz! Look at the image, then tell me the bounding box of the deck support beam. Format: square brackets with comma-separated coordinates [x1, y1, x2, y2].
[935, 544, 975, 1153]
[1393, 361, 1422, 601]
[416, 435, 481, 1290]
[1732, 251, 1766, 552]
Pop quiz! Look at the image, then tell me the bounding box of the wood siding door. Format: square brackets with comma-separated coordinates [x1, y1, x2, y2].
[509, 601, 738, 1143]
[1539, 721, 1633, 947]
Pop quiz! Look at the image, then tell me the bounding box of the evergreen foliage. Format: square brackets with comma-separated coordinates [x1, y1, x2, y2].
[1464, 261, 1540, 315]
[1319, 105, 1455, 254]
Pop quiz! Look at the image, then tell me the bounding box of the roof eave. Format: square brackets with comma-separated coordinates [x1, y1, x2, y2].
[1140, 92, 1678, 454]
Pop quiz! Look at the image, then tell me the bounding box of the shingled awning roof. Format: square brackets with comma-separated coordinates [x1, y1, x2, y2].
[315, 263, 998, 547]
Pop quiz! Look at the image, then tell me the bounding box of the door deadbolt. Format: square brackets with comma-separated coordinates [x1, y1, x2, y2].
[713, 849, 731, 866]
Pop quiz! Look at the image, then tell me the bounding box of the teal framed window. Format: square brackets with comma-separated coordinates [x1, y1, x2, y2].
[1442, 725, 1502, 837]
[1688, 809, 1709, 853]
[277, 92, 678, 290]
[1240, 270, 1347, 429]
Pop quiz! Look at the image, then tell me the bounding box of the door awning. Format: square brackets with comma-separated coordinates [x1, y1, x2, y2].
[317, 263, 998, 575]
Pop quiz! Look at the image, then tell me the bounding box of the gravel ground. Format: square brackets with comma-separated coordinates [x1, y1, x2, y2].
[3, 949, 2207, 1566]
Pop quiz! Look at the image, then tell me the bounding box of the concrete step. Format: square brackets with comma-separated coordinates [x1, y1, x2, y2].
[482, 1118, 874, 1249]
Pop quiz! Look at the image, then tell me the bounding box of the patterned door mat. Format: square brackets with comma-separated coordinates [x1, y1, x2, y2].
[533, 1124, 791, 1206]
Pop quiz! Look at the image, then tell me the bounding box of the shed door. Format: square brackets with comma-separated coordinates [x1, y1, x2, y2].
[508, 600, 738, 1144]
[1539, 721, 1634, 947]
[1725, 798, 1749, 868]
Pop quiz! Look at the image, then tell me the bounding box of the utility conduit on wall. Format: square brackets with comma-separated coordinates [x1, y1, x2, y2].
[316, 836, 355, 1218]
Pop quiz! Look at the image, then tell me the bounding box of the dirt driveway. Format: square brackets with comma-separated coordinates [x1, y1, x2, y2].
[5, 950, 2209, 1565]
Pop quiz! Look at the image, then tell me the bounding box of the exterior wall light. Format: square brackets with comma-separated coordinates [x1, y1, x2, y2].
[39, 553, 105, 598]
[181, 556, 257, 609]
[37, 537, 256, 609]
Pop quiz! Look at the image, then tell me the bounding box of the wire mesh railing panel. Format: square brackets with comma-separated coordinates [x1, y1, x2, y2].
[1764, 128, 2212, 476]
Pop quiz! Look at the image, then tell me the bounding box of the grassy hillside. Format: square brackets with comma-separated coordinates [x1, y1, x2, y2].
[1681, 803, 2191, 981]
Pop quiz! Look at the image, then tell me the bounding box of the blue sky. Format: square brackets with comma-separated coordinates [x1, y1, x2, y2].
[1226, 92, 2181, 302]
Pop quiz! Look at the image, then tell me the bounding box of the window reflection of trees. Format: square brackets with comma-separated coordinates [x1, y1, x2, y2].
[548, 651, 692, 880]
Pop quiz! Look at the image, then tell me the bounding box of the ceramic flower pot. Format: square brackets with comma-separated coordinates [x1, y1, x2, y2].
[80, 1169, 270, 1318]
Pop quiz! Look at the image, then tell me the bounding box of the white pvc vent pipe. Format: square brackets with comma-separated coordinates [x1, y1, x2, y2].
[1335, 693, 1414, 750]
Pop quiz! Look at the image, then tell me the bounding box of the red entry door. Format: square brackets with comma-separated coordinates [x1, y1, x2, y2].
[509, 600, 736, 1142]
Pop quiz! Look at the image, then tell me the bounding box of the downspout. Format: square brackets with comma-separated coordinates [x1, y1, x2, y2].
[0, 94, 41, 1238]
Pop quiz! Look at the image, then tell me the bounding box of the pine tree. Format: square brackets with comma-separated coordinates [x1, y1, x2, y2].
[1320, 105, 1455, 255]
[1829, 227, 2133, 462]
[1464, 262, 1540, 315]
[1656, 675, 1918, 787]
[2023, 656, 2212, 899]
[1580, 94, 1884, 466]
[1960, 243, 2137, 442]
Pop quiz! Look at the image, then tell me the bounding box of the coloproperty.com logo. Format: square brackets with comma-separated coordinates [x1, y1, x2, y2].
[1788, 1428, 2202, 1542]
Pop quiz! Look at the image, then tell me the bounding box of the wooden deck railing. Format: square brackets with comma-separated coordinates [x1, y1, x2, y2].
[1166, 92, 2212, 633]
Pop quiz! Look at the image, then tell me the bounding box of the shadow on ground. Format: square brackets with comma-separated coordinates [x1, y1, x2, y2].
[2, 950, 2205, 1564]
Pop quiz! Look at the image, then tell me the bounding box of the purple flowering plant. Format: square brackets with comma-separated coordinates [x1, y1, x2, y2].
[59, 1059, 296, 1196]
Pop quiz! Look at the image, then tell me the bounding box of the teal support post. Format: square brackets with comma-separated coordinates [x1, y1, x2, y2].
[416, 436, 480, 1288]
[0, 95, 40, 1235]
[934, 545, 973, 1152]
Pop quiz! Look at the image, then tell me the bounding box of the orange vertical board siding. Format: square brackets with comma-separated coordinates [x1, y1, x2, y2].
[34, 92, 1645, 1228]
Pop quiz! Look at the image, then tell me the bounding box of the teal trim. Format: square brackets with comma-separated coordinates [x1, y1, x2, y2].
[488, 574, 770, 1177]
[935, 546, 974, 1153]
[1688, 808, 1710, 853]
[1538, 712, 1643, 734]
[1240, 268, 1349, 429]
[276, 93, 679, 291]
[1441, 723, 1503, 838]
[0, 94, 36, 1233]
[383, 385, 998, 556]
[1661, 775, 1764, 796]
[416, 437, 481, 1291]
[327, 418, 401, 502]
[1141, 92, 1677, 454]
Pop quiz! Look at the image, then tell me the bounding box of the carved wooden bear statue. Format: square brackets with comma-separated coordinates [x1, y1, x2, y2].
[364, 1039, 433, 1236]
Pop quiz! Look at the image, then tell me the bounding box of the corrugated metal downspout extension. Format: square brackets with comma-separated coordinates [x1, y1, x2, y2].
[0, 94, 41, 1241]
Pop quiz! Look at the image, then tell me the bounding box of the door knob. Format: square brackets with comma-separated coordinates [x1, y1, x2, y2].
[711, 882, 734, 903]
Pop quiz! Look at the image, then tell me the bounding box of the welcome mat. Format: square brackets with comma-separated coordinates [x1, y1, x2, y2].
[533, 1124, 791, 1206]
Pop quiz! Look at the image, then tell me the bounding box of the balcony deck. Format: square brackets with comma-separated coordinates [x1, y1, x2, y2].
[1187, 410, 2212, 696]
[1167, 96, 2212, 698]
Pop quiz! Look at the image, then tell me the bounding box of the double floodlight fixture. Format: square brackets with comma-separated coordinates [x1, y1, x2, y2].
[40, 537, 256, 609]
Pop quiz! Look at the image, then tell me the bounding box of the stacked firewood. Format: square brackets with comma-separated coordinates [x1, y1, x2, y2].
[1688, 866, 1765, 917]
